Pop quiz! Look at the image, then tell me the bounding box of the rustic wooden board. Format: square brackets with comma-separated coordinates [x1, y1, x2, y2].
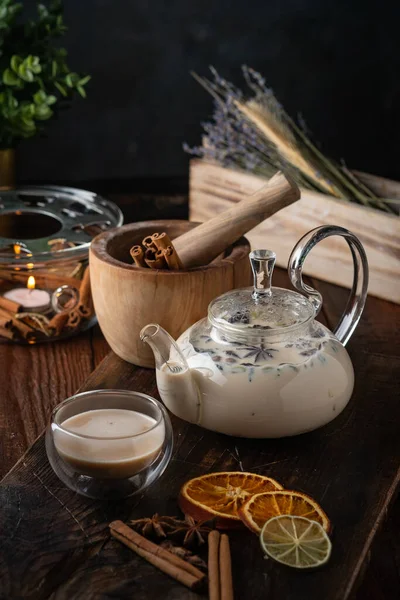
[0, 269, 399, 600]
[189, 160, 400, 303]
[0, 326, 109, 478]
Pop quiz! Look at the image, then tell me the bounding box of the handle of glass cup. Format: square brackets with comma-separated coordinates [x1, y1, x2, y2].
[288, 225, 369, 346]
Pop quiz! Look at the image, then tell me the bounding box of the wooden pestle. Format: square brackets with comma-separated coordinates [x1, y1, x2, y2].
[173, 171, 300, 269]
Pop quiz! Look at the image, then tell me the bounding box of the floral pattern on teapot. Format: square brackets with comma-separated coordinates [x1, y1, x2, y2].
[178, 315, 345, 380]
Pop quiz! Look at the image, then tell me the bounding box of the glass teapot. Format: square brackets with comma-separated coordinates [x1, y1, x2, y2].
[141, 226, 368, 438]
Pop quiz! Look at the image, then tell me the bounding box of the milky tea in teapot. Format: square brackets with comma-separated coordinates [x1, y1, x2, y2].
[142, 226, 368, 438]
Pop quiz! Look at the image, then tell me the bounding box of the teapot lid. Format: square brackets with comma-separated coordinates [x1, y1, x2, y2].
[208, 250, 315, 334]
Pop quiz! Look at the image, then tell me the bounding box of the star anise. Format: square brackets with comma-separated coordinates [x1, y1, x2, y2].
[130, 514, 186, 540]
[130, 513, 215, 548]
[168, 515, 215, 548]
[242, 343, 278, 363]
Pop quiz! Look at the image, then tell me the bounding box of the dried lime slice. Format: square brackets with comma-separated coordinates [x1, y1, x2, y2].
[260, 515, 332, 569]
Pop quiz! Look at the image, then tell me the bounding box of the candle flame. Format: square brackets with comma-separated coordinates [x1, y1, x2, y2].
[13, 244, 21, 256]
[27, 275, 35, 290]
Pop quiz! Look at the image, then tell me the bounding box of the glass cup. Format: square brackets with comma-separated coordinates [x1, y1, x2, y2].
[46, 389, 173, 499]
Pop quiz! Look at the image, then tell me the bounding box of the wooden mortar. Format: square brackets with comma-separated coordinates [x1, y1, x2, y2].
[90, 220, 251, 367]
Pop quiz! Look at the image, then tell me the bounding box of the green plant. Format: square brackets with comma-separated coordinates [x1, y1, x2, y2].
[0, 0, 90, 148]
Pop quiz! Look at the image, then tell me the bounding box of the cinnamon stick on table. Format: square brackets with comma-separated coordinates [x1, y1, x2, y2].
[109, 520, 206, 591]
[219, 534, 234, 600]
[68, 309, 82, 328]
[77, 266, 93, 318]
[208, 531, 234, 600]
[0, 325, 15, 340]
[11, 317, 35, 340]
[0, 307, 14, 329]
[208, 530, 221, 600]
[0, 295, 21, 314]
[48, 311, 70, 336]
[0, 307, 33, 340]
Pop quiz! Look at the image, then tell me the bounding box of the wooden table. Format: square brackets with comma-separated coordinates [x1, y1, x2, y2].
[0, 183, 399, 599]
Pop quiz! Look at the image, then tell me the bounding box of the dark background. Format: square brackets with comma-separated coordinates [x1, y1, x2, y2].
[18, 0, 400, 185]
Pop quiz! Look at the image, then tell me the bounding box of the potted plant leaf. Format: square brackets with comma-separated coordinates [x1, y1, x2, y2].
[0, 0, 90, 187]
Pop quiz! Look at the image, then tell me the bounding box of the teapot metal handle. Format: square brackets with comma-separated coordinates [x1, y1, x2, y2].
[288, 225, 369, 346]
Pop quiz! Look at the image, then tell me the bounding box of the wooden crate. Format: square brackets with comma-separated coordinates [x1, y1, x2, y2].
[189, 159, 400, 304]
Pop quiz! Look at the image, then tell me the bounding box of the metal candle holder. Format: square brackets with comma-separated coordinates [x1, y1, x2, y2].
[0, 185, 123, 344]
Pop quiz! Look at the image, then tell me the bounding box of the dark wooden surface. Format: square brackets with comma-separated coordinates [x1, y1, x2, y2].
[0, 187, 399, 599]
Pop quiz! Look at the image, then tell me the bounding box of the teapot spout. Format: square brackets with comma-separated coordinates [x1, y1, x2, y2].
[140, 323, 185, 370]
[140, 324, 202, 425]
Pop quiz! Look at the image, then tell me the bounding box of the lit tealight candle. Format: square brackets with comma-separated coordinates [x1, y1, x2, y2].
[3, 276, 51, 312]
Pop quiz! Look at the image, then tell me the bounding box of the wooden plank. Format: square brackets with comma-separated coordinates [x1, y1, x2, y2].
[0, 272, 398, 600]
[355, 170, 400, 200]
[308, 277, 400, 600]
[189, 160, 400, 303]
[0, 327, 108, 478]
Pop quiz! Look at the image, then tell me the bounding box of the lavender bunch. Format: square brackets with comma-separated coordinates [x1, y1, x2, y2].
[184, 67, 302, 184]
[185, 66, 397, 212]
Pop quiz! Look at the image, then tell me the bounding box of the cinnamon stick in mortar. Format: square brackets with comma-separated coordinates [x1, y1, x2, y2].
[173, 171, 300, 269]
[142, 235, 157, 249]
[130, 245, 146, 268]
[151, 232, 170, 249]
[155, 249, 167, 269]
[152, 233, 184, 270]
[144, 248, 166, 270]
[162, 246, 183, 270]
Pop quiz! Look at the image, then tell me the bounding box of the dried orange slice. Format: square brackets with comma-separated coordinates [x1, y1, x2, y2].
[239, 490, 330, 534]
[179, 472, 283, 528]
